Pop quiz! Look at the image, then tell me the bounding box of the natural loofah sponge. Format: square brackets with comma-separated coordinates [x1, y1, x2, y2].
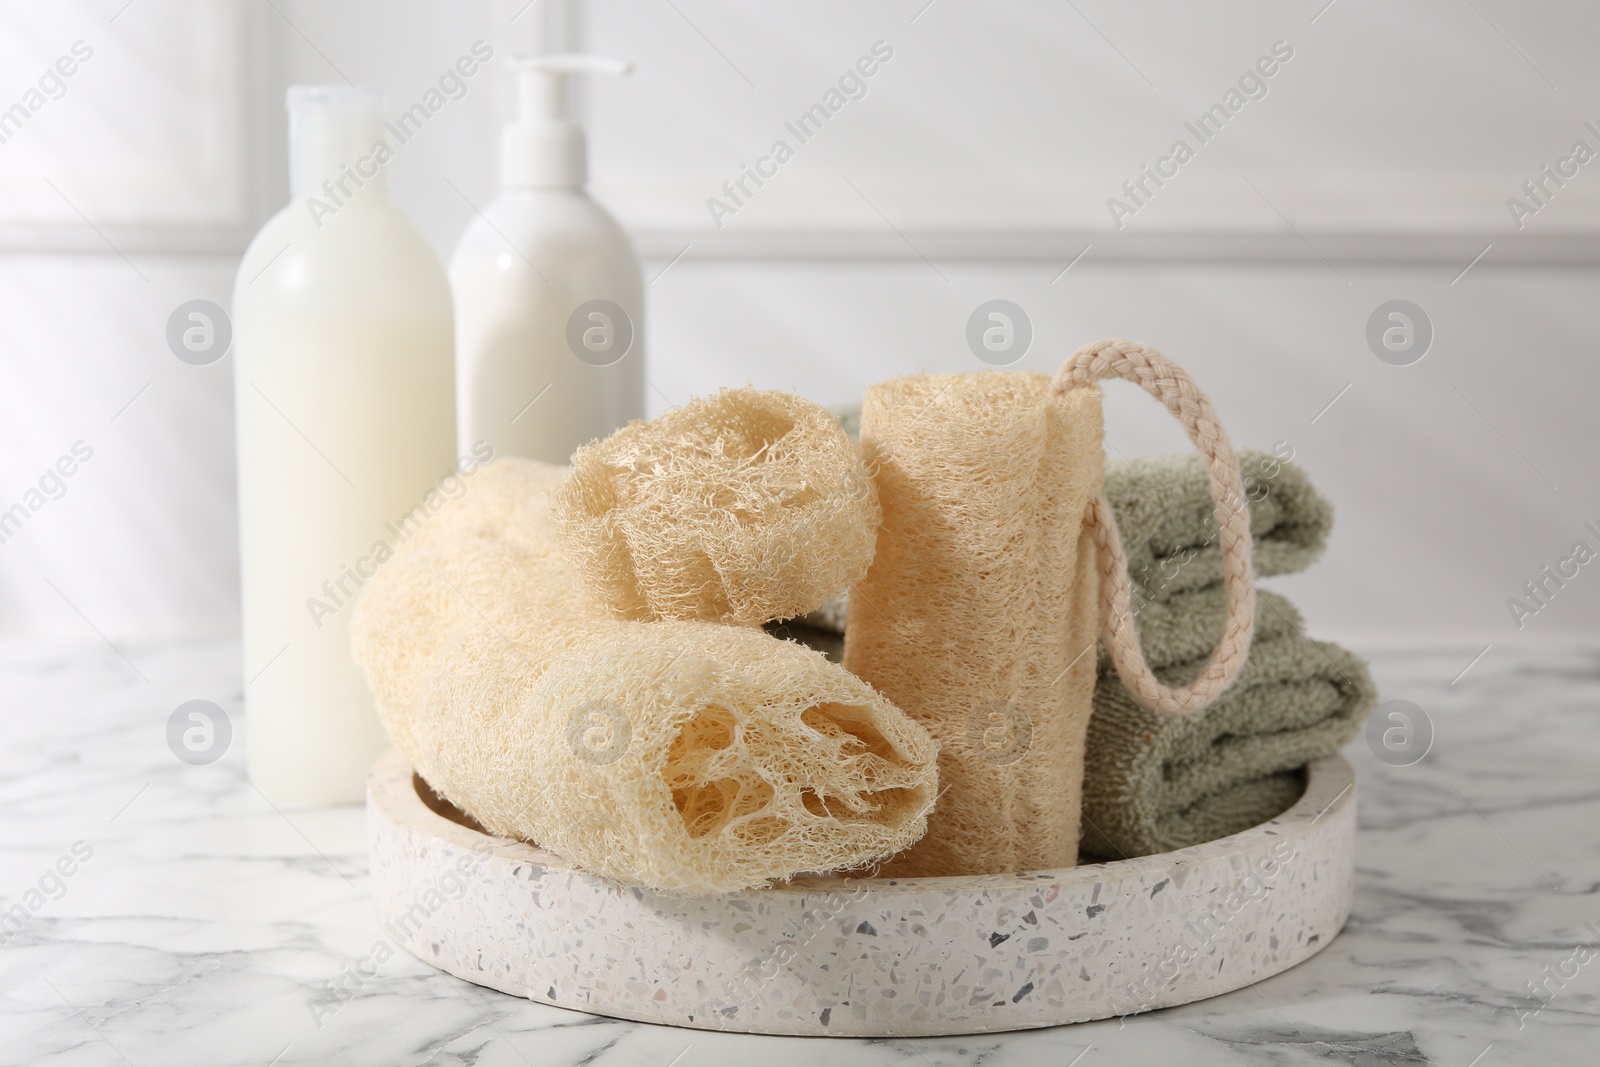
[351, 458, 936, 896]
[843, 372, 1104, 877]
[549, 388, 880, 626]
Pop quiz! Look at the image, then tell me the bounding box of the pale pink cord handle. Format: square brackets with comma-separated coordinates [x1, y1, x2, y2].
[1050, 339, 1256, 715]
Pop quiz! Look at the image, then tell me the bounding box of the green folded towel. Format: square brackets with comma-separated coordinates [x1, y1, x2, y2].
[1078, 588, 1375, 861]
[1146, 769, 1308, 855]
[1098, 584, 1300, 674]
[1107, 448, 1332, 603]
[1080, 452, 1362, 860]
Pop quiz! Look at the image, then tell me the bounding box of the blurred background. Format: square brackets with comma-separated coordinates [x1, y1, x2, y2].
[1, 0, 1596, 653]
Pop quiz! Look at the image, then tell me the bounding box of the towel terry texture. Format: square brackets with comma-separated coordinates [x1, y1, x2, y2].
[1107, 448, 1333, 602]
[1078, 586, 1374, 860]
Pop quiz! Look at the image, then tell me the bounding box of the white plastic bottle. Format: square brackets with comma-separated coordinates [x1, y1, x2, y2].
[451, 55, 644, 463]
[233, 87, 457, 805]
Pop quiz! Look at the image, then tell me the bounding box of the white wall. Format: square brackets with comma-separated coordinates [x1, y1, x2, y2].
[1, 0, 1596, 650]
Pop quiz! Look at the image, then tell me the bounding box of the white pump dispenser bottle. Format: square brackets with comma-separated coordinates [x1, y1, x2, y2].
[450, 55, 645, 464]
[233, 87, 457, 805]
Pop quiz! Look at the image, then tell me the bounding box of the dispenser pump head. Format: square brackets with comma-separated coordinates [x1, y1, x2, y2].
[502, 54, 633, 189]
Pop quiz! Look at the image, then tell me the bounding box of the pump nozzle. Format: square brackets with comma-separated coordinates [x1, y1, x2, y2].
[502, 54, 633, 189]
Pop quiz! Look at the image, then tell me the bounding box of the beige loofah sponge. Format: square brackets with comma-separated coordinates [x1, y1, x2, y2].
[843, 372, 1104, 877]
[549, 388, 880, 626]
[351, 459, 937, 896]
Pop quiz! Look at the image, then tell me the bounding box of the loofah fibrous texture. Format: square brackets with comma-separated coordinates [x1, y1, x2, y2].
[549, 388, 881, 627]
[843, 372, 1105, 877]
[350, 459, 937, 896]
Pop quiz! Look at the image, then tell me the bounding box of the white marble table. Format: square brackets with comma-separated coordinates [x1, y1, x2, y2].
[2, 639, 1596, 1066]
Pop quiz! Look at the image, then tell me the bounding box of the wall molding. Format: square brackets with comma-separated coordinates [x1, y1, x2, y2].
[11, 226, 1597, 266]
[632, 228, 1600, 266]
[0, 224, 255, 256]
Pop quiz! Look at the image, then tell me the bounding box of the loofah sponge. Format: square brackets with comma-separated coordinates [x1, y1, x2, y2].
[351, 458, 937, 896]
[549, 388, 880, 626]
[843, 372, 1104, 877]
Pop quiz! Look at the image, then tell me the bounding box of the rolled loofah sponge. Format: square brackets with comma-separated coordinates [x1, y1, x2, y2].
[351, 459, 937, 895]
[549, 388, 880, 626]
[843, 372, 1104, 877]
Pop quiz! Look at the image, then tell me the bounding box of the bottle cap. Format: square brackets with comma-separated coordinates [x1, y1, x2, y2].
[502, 55, 633, 189]
[286, 86, 387, 197]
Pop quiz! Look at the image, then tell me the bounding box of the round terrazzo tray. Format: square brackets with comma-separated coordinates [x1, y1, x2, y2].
[367, 750, 1354, 1037]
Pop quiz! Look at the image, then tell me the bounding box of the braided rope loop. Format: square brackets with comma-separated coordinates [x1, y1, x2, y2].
[1050, 339, 1256, 715]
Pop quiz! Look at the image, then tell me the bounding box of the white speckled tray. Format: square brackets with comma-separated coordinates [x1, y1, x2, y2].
[367, 751, 1354, 1037]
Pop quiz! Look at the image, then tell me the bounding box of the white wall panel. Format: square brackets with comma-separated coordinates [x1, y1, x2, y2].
[0, 1, 256, 247]
[584, 0, 1600, 251]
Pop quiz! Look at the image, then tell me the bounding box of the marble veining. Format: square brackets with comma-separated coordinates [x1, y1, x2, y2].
[1, 640, 1597, 1064]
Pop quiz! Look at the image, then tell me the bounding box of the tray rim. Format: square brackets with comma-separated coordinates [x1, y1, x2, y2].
[369, 749, 1355, 1035]
[371, 747, 1353, 896]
